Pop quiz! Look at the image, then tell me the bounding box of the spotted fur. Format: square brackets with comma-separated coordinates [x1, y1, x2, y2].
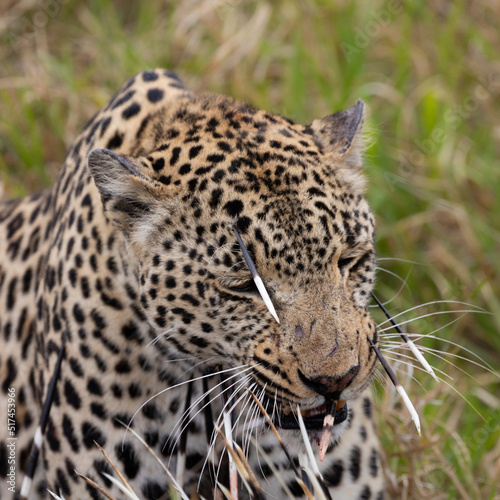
[0, 70, 384, 499]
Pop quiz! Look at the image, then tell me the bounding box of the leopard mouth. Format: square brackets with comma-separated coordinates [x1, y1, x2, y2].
[274, 400, 348, 430]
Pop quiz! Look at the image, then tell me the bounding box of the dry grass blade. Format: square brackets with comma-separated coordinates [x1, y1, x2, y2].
[93, 441, 138, 498]
[247, 389, 314, 499]
[216, 482, 232, 500]
[216, 428, 266, 500]
[296, 405, 321, 475]
[296, 406, 332, 500]
[124, 426, 190, 500]
[300, 465, 330, 500]
[101, 473, 140, 500]
[74, 471, 117, 500]
[47, 491, 66, 500]
[234, 442, 267, 500]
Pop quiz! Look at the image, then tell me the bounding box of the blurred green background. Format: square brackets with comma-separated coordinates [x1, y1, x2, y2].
[1, 1, 499, 498]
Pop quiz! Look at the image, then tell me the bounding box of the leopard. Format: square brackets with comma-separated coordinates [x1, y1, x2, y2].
[0, 69, 384, 499]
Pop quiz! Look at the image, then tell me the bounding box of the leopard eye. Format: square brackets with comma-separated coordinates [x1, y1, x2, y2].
[229, 280, 258, 293]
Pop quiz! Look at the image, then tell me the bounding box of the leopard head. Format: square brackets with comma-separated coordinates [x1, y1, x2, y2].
[87, 94, 378, 436]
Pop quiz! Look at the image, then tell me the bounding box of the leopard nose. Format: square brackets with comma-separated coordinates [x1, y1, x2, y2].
[298, 365, 360, 399]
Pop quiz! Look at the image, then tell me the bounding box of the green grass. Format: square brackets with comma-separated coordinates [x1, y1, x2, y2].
[1, 1, 499, 498]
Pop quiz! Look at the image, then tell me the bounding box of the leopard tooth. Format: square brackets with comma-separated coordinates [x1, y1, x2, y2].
[335, 400, 346, 411]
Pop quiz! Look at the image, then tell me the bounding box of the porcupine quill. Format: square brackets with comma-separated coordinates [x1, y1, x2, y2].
[367, 335, 421, 436]
[233, 225, 280, 323]
[20, 334, 66, 499]
[220, 374, 239, 499]
[371, 292, 438, 381]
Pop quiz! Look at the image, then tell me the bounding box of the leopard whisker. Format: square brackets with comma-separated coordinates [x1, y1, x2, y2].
[156, 355, 198, 364]
[374, 265, 412, 291]
[170, 370, 253, 459]
[381, 333, 499, 375]
[272, 387, 280, 423]
[377, 357, 490, 422]
[233, 443, 268, 500]
[417, 344, 499, 377]
[383, 345, 497, 385]
[145, 327, 175, 347]
[377, 308, 487, 335]
[198, 381, 258, 495]
[376, 257, 422, 265]
[371, 264, 413, 309]
[233, 225, 280, 323]
[224, 257, 250, 275]
[125, 365, 249, 444]
[229, 382, 257, 438]
[376, 300, 486, 329]
[213, 376, 255, 445]
[378, 353, 444, 388]
[121, 425, 191, 500]
[209, 240, 240, 260]
[372, 368, 388, 388]
[378, 309, 468, 342]
[253, 439, 296, 499]
[174, 355, 217, 381]
[235, 383, 259, 456]
[367, 335, 421, 437]
[241, 383, 267, 457]
[372, 292, 438, 381]
[195, 373, 254, 479]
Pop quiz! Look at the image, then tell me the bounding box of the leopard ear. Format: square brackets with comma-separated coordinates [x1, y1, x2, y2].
[87, 148, 166, 231]
[311, 99, 365, 168]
